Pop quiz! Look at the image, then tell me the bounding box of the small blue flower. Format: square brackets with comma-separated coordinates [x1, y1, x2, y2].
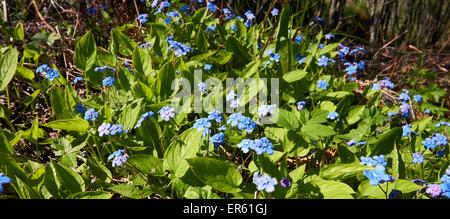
[112, 153, 129, 167]
[294, 35, 303, 45]
[74, 103, 87, 115]
[258, 104, 276, 118]
[296, 101, 306, 110]
[318, 43, 324, 49]
[324, 34, 334, 40]
[102, 77, 115, 87]
[253, 172, 278, 193]
[227, 113, 243, 127]
[0, 173, 13, 194]
[98, 123, 111, 137]
[231, 24, 237, 31]
[109, 124, 124, 135]
[360, 157, 378, 167]
[237, 116, 256, 133]
[253, 137, 274, 155]
[206, 25, 216, 34]
[398, 92, 411, 102]
[207, 2, 216, 12]
[371, 83, 380, 90]
[237, 139, 255, 153]
[432, 133, 448, 146]
[36, 64, 49, 74]
[280, 178, 291, 188]
[181, 5, 190, 12]
[317, 55, 335, 67]
[295, 53, 306, 64]
[344, 62, 358, 75]
[198, 82, 208, 92]
[422, 137, 436, 150]
[399, 102, 410, 118]
[327, 111, 339, 121]
[317, 80, 329, 90]
[412, 152, 425, 164]
[84, 108, 99, 121]
[158, 106, 175, 122]
[209, 132, 225, 148]
[347, 139, 357, 146]
[364, 165, 391, 186]
[424, 109, 431, 114]
[164, 18, 172, 24]
[166, 11, 180, 17]
[73, 76, 83, 84]
[204, 64, 213, 70]
[402, 124, 412, 137]
[134, 111, 155, 128]
[137, 14, 149, 24]
[45, 68, 60, 81]
[208, 110, 224, 123]
[271, 8, 279, 16]
[193, 118, 211, 132]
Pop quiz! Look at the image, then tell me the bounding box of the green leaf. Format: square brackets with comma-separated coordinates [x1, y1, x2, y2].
[66, 191, 113, 199]
[73, 31, 97, 72]
[156, 62, 176, 100]
[0, 47, 19, 91]
[311, 179, 355, 199]
[127, 154, 163, 175]
[42, 119, 89, 132]
[117, 98, 143, 131]
[320, 163, 371, 180]
[300, 124, 335, 140]
[271, 108, 300, 130]
[283, 69, 308, 83]
[16, 66, 35, 80]
[14, 22, 24, 41]
[307, 109, 329, 124]
[346, 105, 365, 125]
[110, 28, 137, 56]
[109, 183, 153, 199]
[45, 161, 85, 198]
[132, 46, 153, 80]
[359, 179, 422, 199]
[187, 157, 242, 194]
[368, 127, 402, 156]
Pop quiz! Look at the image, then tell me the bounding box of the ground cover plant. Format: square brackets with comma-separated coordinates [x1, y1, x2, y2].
[0, 0, 449, 199]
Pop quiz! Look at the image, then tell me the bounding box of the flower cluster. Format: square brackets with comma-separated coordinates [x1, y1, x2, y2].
[165, 36, 194, 57]
[237, 137, 274, 155]
[422, 133, 447, 152]
[108, 150, 129, 167]
[98, 123, 125, 137]
[35, 64, 60, 81]
[227, 113, 256, 133]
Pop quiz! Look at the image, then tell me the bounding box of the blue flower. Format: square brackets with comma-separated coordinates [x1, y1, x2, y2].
[424, 109, 431, 114]
[253, 172, 278, 193]
[137, 14, 149, 24]
[360, 157, 378, 167]
[294, 35, 303, 44]
[223, 8, 234, 20]
[73, 76, 83, 84]
[371, 83, 380, 90]
[204, 64, 213, 70]
[280, 178, 291, 188]
[373, 155, 387, 166]
[193, 118, 211, 132]
[135, 111, 155, 128]
[327, 111, 339, 121]
[208, 110, 224, 123]
[432, 133, 447, 146]
[344, 62, 358, 75]
[206, 25, 216, 34]
[358, 61, 366, 70]
[435, 122, 450, 127]
[102, 77, 115, 87]
[227, 113, 242, 127]
[258, 104, 276, 118]
[295, 53, 306, 64]
[112, 153, 129, 167]
[317, 55, 335, 67]
[165, 36, 194, 57]
[98, 123, 111, 137]
[317, 80, 329, 90]
[0, 173, 12, 194]
[218, 125, 226, 131]
[164, 18, 172, 24]
[399, 102, 410, 118]
[74, 103, 87, 115]
[209, 132, 225, 148]
[364, 165, 391, 186]
[402, 124, 412, 137]
[158, 106, 175, 121]
[398, 91, 410, 102]
[109, 124, 124, 135]
[296, 101, 306, 110]
[422, 137, 436, 150]
[356, 141, 367, 146]
[198, 82, 208, 92]
[84, 108, 99, 121]
[36, 64, 49, 73]
[237, 116, 256, 133]
[324, 34, 334, 40]
[45, 68, 60, 81]
[237, 139, 255, 153]
[271, 8, 279, 16]
[412, 152, 425, 164]
[181, 5, 189, 12]
[231, 25, 237, 31]
[166, 11, 180, 17]
[318, 43, 324, 49]
[94, 66, 116, 73]
[207, 2, 216, 12]
[253, 137, 274, 155]
[347, 139, 357, 146]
